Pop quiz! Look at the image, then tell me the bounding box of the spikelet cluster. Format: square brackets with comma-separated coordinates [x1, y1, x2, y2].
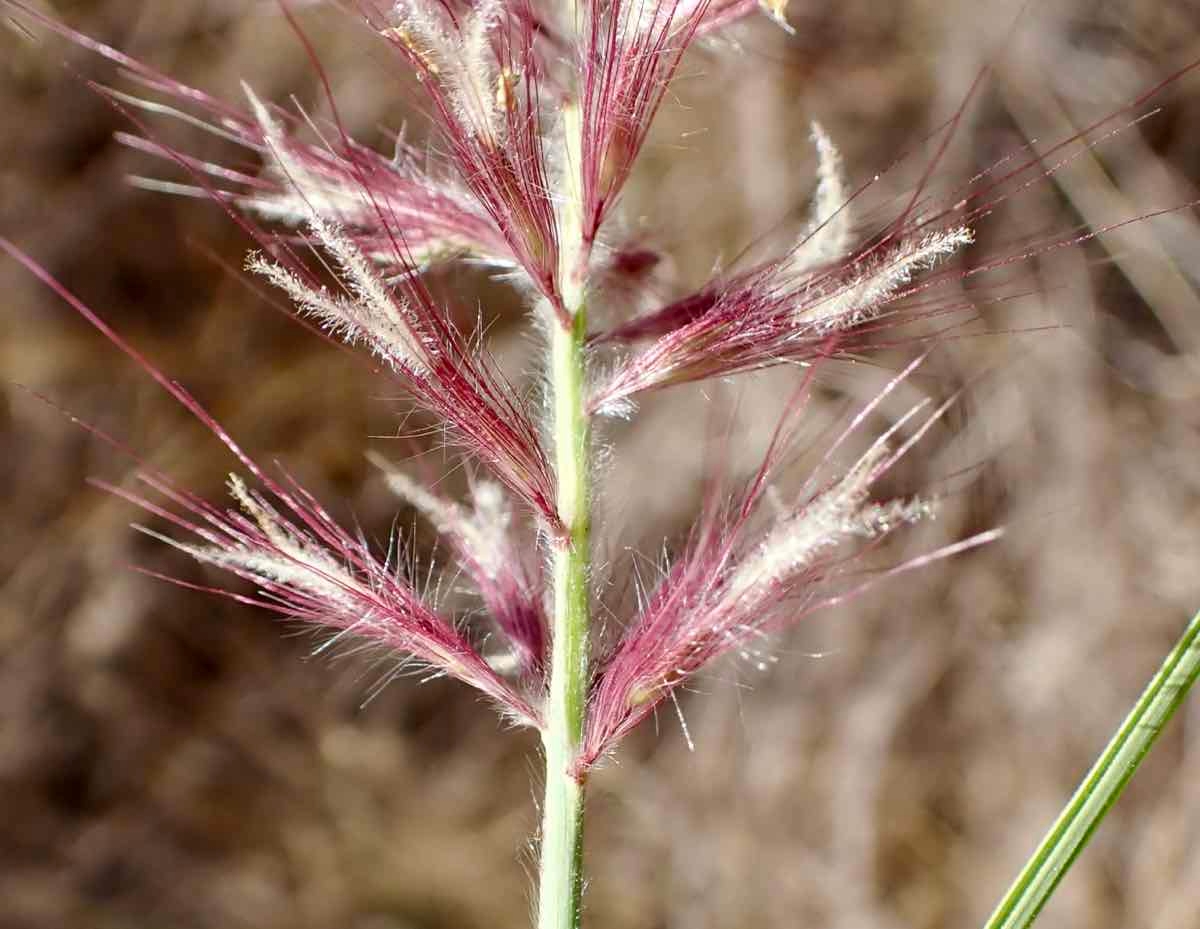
[590, 125, 974, 416]
[7, 0, 1024, 761]
[579, 360, 982, 768]
[1, 227, 545, 725]
[140, 470, 542, 725]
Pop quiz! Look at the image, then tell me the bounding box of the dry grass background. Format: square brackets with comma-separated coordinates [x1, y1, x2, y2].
[5, 1, 1200, 927]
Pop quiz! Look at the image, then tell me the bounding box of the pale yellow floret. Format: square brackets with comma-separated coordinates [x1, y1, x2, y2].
[495, 66, 519, 114]
[381, 25, 443, 75]
[758, 0, 793, 32]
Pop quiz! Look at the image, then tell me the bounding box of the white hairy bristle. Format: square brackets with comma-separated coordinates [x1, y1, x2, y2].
[374, 456, 512, 580]
[779, 122, 852, 280]
[798, 225, 973, 329]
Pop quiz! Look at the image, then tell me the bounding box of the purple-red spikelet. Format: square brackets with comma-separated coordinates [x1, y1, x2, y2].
[579, 358, 998, 770]
[588, 125, 978, 416]
[363, 0, 565, 312]
[587, 227, 976, 415]
[411, 310, 562, 533]
[575, 0, 796, 249]
[107, 88, 511, 271]
[233, 88, 563, 531]
[577, 0, 707, 247]
[130, 470, 543, 727]
[244, 205, 562, 531]
[1, 238, 541, 727]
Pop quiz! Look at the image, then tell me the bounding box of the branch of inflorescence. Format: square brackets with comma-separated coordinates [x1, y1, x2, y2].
[538, 95, 592, 929]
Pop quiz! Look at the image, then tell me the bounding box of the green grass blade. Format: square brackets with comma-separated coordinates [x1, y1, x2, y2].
[983, 607, 1200, 929]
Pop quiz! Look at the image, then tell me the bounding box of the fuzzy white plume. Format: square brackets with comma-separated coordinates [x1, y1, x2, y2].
[389, 0, 508, 142]
[727, 443, 932, 603]
[243, 86, 430, 372]
[782, 122, 853, 277]
[799, 225, 973, 329]
[375, 456, 513, 581]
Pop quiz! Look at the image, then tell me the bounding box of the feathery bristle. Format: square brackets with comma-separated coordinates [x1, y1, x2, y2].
[375, 455, 548, 674]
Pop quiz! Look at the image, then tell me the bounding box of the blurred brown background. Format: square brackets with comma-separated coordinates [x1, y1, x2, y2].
[5, 1, 1200, 928]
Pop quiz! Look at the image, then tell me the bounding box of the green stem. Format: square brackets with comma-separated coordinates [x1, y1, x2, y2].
[538, 309, 591, 929]
[983, 608, 1200, 929]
